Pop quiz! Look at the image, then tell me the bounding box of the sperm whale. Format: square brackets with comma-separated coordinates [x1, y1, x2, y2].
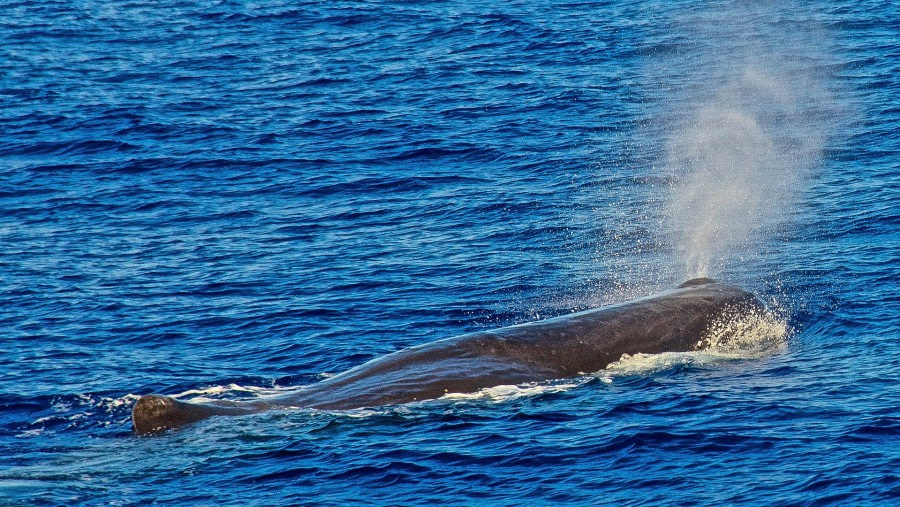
[132, 277, 764, 433]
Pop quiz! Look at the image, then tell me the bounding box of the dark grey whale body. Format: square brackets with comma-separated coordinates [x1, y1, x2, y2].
[133, 278, 763, 433]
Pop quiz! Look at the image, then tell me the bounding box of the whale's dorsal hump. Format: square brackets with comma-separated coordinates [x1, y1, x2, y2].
[677, 277, 718, 288]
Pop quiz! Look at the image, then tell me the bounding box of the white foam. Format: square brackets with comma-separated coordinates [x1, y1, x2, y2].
[171, 383, 300, 403]
[438, 378, 589, 403]
[703, 305, 789, 355]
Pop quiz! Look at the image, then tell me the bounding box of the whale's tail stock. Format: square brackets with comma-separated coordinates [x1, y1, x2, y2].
[132, 394, 259, 434]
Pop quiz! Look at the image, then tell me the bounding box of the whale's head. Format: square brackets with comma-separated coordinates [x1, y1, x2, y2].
[681, 279, 785, 353]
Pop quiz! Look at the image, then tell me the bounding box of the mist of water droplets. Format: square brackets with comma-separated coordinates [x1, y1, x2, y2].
[664, 2, 837, 279]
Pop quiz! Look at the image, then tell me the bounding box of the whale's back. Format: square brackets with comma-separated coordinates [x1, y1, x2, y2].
[133, 279, 767, 432]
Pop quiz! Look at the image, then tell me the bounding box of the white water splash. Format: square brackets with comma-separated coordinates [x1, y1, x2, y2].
[701, 305, 789, 354]
[600, 305, 788, 382]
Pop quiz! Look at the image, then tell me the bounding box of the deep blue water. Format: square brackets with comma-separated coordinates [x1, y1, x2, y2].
[2, 0, 898, 504]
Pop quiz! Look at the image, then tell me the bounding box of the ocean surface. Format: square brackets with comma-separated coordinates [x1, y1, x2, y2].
[1, 0, 898, 504]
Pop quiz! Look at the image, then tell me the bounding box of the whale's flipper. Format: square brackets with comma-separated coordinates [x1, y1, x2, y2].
[132, 394, 256, 434]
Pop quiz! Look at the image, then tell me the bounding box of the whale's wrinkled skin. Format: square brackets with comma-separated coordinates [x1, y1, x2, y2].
[133, 278, 764, 434]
